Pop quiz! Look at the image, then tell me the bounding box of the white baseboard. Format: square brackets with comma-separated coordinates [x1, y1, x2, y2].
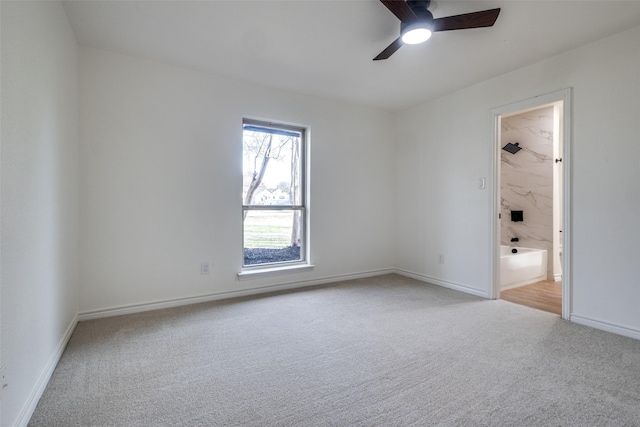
[14, 315, 78, 427]
[78, 268, 396, 321]
[570, 314, 640, 341]
[395, 269, 490, 299]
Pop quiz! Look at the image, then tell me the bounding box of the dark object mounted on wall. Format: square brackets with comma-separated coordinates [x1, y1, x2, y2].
[511, 210, 524, 222]
[502, 142, 522, 154]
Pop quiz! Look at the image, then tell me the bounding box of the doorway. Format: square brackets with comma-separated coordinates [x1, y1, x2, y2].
[490, 89, 571, 320]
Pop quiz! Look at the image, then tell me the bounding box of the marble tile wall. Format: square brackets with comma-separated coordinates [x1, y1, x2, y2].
[501, 105, 554, 280]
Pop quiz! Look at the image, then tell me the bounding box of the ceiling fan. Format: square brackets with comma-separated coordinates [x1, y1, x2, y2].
[374, 0, 500, 60]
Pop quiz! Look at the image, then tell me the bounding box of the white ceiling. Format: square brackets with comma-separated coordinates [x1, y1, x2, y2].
[62, 0, 640, 112]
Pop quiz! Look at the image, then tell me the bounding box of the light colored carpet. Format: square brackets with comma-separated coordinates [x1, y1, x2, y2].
[29, 274, 640, 426]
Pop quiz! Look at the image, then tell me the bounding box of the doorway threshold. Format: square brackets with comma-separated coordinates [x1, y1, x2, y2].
[500, 280, 562, 315]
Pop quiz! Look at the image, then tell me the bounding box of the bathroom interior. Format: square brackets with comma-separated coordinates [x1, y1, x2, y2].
[498, 102, 563, 315]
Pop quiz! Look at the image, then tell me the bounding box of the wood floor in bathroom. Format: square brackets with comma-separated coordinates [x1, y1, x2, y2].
[500, 280, 562, 315]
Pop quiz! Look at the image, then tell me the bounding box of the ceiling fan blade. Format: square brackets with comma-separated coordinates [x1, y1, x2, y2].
[373, 37, 403, 61]
[432, 8, 500, 32]
[380, 0, 417, 23]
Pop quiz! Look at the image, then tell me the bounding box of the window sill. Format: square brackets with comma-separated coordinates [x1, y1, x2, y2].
[237, 264, 315, 281]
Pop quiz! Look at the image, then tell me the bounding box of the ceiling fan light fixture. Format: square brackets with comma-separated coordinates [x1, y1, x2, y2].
[402, 27, 432, 44]
[401, 21, 433, 44]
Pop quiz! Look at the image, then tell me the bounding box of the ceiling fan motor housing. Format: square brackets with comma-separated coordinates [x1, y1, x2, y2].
[401, 1, 434, 39]
[407, 0, 432, 18]
[402, 0, 434, 32]
[407, 0, 431, 12]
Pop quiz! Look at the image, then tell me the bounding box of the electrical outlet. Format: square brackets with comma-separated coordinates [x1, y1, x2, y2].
[201, 262, 210, 275]
[438, 253, 445, 264]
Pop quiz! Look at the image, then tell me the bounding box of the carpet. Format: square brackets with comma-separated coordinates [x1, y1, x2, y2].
[28, 274, 640, 426]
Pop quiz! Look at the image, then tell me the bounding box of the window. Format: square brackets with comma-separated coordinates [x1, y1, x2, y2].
[242, 119, 307, 269]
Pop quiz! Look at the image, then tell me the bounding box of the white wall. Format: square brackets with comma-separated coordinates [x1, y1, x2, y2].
[78, 46, 396, 315]
[396, 26, 640, 335]
[0, 2, 79, 426]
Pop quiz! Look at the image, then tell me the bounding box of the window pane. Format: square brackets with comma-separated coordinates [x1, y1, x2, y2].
[243, 210, 303, 266]
[243, 127, 302, 206]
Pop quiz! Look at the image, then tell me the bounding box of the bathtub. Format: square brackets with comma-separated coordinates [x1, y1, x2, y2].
[500, 245, 548, 290]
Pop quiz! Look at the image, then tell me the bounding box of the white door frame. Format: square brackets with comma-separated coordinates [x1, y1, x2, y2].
[489, 88, 572, 320]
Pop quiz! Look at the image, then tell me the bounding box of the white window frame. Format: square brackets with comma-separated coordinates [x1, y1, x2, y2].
[238, 118, 312, 279]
